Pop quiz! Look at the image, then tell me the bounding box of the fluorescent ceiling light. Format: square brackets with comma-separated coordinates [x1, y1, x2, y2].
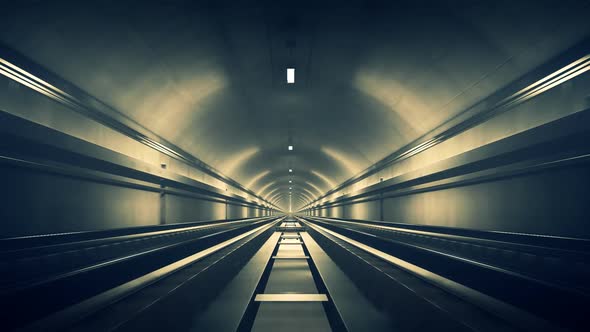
[287, 68, 295, 83]
[288, 145, 293, 151]
[289, 180, 292, 183]
[289, 169, 293, 173]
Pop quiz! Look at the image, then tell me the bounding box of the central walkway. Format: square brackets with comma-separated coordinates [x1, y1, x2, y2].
[250, 218, 333, 332]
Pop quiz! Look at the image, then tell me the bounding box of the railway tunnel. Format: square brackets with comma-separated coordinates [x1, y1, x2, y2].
[1, 0, 590, 331]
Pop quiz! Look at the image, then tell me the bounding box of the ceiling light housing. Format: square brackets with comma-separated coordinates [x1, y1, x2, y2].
[287, 68, 295, 84]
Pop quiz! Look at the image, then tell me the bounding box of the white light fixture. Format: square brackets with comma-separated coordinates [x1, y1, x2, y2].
[288, 145, 293, 151]
[289, 169, 293, 173]
[289, 187, 292, 190]
[287, 68, 295, 83]
[289, 180, 292, 183]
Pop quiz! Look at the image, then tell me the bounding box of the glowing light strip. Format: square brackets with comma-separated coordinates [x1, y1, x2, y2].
[499, 56, 590, 110]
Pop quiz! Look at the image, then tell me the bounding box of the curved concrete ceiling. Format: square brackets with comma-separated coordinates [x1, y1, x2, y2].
[2, 0, 589, 211]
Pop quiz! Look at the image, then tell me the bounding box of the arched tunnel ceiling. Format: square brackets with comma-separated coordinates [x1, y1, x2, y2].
[1, 0, 589, 211]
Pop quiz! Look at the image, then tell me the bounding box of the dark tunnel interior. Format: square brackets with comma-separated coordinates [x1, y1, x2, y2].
[1, 0, 590, 331]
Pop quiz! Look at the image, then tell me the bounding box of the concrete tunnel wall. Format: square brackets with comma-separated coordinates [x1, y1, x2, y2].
[309, 103, 590, 239]
[0, 112, 278, 238]
[315, 166, 590, 238]
[306, 55, 590, 239]
[0, 164, 273, 237]
[1, 28, 590, 238]
[0, 61, 278, 237]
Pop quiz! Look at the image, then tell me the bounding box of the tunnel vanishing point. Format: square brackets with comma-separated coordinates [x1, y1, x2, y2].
[1, 1, 590, 331]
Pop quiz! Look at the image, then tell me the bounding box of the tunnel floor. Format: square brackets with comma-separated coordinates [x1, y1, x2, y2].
[2, 215, 587, 332]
